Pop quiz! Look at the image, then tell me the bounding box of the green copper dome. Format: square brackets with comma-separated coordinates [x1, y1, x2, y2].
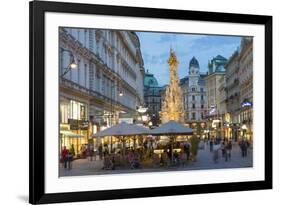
[144, 73, 159, 87]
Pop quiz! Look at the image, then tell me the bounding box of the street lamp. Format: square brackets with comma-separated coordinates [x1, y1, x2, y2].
[119, 89, 123, 97]
[241, 124, 247, 139]
[109, 84, 123, 153]
[60, 48, 77, 77]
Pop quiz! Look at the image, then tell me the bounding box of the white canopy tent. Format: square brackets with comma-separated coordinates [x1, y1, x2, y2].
[150, 120, 193, 163]
[60, 130, 83, 138]
[150, 120, 193, 135]
[92, 122, 150, 156]
[93, 122, 150, 137]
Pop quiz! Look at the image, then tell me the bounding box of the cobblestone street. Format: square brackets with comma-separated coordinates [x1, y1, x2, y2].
[60, 142, 253, 177]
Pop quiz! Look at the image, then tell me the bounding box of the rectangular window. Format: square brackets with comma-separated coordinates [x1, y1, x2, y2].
[101, 75, 105, 93]
[84, 64, 87, 87]
[192, 95, 195, 101]
[77, 29, 80, 42]
[60, 103, 69, 123]
[192, 104, 195, 109]
[192, 112, 196, 120]
[77, 60, 81, 84]
[84, 30, 87, 47]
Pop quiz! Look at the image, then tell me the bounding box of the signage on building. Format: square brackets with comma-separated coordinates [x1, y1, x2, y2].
[241, 101, 253, 107]
[80, 121, 89, 130]
[209, 106, 217, 115]
[68, 119, 79, 130]
[68, 119, 89, 130]
[119, 118, 134, 124]
[212, 119, 220, 128]
[137, 106, 148, 113]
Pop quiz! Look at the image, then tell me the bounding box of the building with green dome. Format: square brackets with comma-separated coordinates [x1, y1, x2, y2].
[208, 55, 227, 74]
[144, 71, 164, 126]
[205, 54, 228, 138]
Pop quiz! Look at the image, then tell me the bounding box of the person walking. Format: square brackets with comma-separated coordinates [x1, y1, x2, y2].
[244, 140, 248, 157]
[61, 146, 69, 169]
[225, 140, 232, 161]
[98, 144, 103, 160]
[173, 150, 180, 165]
[183, 142, 190, 163]
[88, 144, 94, 161]
[209, 139, 214, 152]
[213, 142, 221, 163]
[190, 135, 199, 162]
[221, 141, 226, 158]
[239, 139, 247, 157]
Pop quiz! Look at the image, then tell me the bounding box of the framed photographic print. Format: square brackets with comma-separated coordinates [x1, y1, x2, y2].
[29, 0, 272, 204]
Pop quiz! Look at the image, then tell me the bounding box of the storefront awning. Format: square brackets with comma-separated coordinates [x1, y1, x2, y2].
[60, 130, 83, 138]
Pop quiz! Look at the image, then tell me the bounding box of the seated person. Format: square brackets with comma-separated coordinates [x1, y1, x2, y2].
[103, 154, 114, 170]
[131, 151, 141, 169]
[173, 150, 180, 165]
[160, 150, 168, 166]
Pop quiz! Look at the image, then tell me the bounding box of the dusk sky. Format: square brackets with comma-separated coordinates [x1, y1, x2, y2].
[137, 32, 241, 86]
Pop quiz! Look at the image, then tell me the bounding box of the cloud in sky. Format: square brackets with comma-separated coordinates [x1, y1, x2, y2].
[137, 32, 241, 86]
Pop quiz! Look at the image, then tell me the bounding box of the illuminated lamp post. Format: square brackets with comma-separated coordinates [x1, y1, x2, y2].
[241, 124, 247, 140]
[60, 48, 77, 77]
[109, 84, 123, 153]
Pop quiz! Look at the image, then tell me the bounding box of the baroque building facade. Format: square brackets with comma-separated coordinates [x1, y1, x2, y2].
[238, 37, 253, 140]
[225, 50, 240, 140]
[205, 55, 227, 137]
[180, 57, 208, 134]
[59, 28, 145, 154]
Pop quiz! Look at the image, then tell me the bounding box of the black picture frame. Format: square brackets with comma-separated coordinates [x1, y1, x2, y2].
[29, 1, 272, 204]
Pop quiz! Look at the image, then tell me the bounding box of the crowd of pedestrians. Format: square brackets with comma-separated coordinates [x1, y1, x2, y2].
[207, 136, 251, 163]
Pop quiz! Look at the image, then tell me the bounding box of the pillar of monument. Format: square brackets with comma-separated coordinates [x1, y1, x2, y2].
[160, 49, 185, 123]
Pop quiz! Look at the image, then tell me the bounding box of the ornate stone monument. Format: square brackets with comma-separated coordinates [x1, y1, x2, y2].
[160, 49, 184, 123]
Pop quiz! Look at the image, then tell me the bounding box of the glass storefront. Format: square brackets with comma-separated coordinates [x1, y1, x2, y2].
[59, 98, 90, 157]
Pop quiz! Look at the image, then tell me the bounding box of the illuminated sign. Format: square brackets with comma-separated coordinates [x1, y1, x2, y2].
[209, 106, 216, 115]
[212, 119, 220, 128]
[241, 101, 253, 107]
[137, 106, 148, 113]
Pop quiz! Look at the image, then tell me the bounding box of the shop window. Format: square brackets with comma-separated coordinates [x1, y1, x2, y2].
[70, 100, 88, 120]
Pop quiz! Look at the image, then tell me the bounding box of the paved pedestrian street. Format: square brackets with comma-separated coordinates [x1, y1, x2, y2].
[60, 143, 253, 177]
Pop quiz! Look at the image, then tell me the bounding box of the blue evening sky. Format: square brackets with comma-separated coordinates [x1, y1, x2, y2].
[137, 32, 241, 86]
